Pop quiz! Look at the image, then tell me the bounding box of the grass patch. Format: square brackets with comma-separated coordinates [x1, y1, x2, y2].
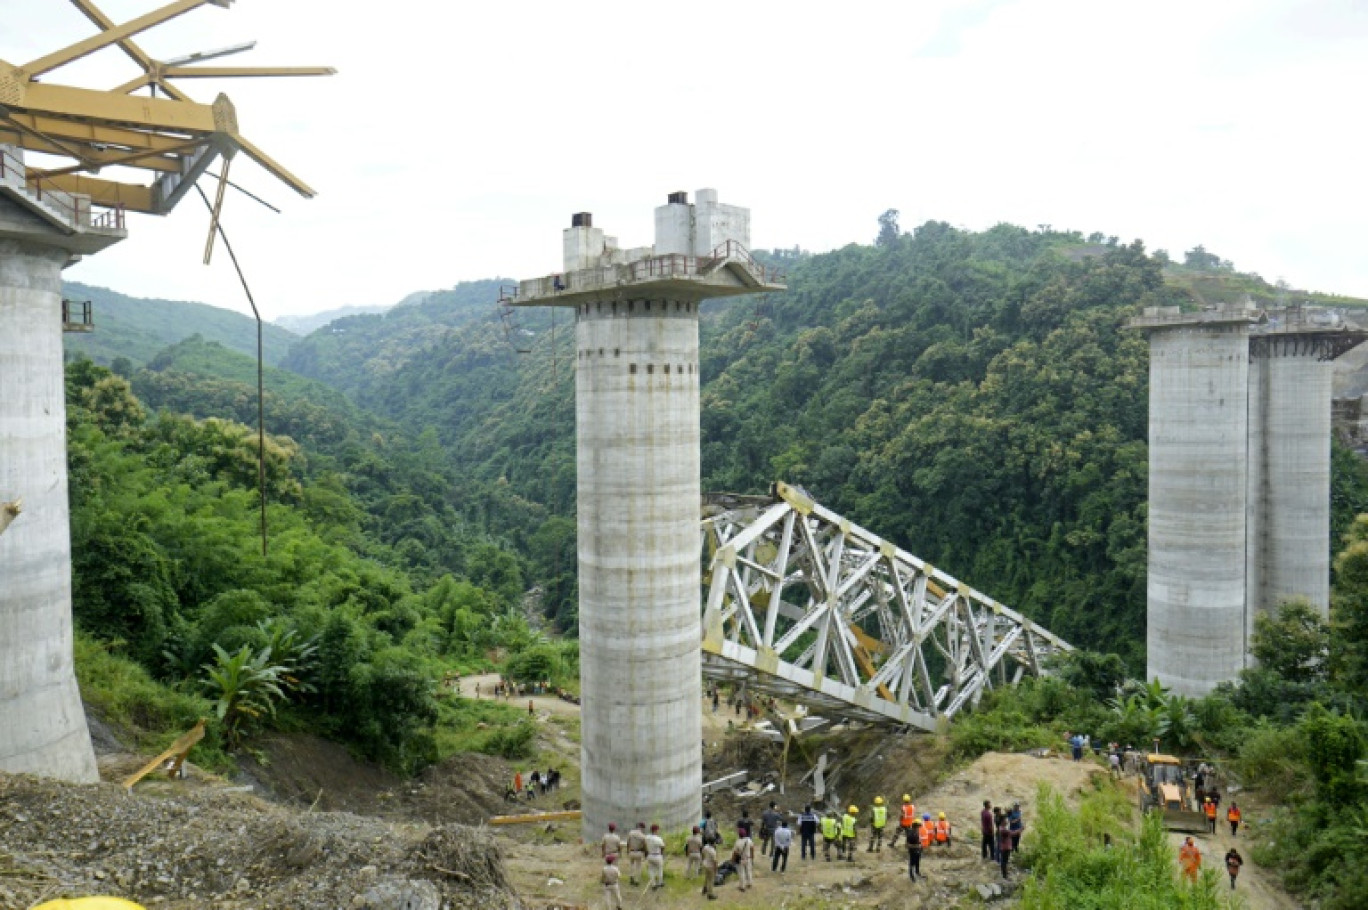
[434, 695, 537, 760]
[73, 632, 233, 773]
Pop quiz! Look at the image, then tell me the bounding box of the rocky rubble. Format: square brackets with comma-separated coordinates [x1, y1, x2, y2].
[0, 771, 518, 910]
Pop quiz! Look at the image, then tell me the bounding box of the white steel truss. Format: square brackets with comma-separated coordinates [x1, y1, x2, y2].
[701, 482, 1072, 730]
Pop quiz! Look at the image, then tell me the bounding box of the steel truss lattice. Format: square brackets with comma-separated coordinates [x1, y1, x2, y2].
[701, 482, 1072, 730]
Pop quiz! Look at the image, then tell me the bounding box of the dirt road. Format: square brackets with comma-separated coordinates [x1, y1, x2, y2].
[459, 672, 581, 717]
[1169, 816, 1289, 910]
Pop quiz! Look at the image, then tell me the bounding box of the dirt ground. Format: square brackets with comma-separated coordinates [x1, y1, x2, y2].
[2, 694, 1300, 909]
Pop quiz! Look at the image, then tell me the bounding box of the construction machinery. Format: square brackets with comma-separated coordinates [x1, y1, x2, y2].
[1139, 753, 1207, 833]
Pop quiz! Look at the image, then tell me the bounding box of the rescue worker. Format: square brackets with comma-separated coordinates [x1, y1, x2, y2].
[919, 814, 934, 851]
[771, 818, 792, 872]
[867, 796, 888, 852]
[1225, 847, 1244, 890]
[1227, 802, 1242, 837]
[702, 809, 720, 846]
[906, 818, 924, 881]
[685, 825, 704, 877]
[798, 804, 819, 859]
[645, 823, 666, 890]
[821, 811, 840, 861]
[625, 821, 648, 885]
[601, 854, 623, 910]
[934, 811, 951, 846]
[841, 805, 859, 860]
[980, 800, 996, 861]
[760, 801, 782, 855]
[1179, 836, 1202, 883]
[1204, 798, 1217, 834]
[601, 821, 622, 858]
[701, 838, 719, 900]
[734, 826, 756, 891]
[890, 794, 917, 847]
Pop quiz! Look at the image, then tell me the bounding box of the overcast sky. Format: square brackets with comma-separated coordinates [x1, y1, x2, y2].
[10, 0, 1368, 318]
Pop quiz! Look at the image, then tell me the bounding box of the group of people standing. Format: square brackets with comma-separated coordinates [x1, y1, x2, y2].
[595, 793, 1023, 903]
[979, 800, 1026, 879]
[506, 767, 560, 802]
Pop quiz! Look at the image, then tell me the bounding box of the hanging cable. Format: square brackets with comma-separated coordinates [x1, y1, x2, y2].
[194, 182, 269, 557]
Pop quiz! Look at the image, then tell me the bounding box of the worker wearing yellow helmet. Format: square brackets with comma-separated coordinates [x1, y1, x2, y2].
[891, 793, 918, 847]
[934, 810, 952, 846]
[867, 796, 888, 852]
[34, 901, 146, 910]
[840, 805, 859, 861]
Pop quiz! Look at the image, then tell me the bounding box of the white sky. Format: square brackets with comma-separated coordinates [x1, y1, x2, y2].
[9, 0, 1368, 317]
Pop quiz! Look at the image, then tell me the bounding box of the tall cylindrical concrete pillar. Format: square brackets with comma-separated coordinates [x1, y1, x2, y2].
[0, 238, 99, 781]
[1248, 346, 1333, 622]
[1146, 324, 1249, 696]
[576, 296, 702, 838]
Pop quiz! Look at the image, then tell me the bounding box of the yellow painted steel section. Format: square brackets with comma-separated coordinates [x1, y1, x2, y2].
[39, 174, 156, 213]
[23, 0, 221, 77]
[489, 810, 582, 826]
[16, 81, 219, 134]
[229, 132, 315, 198]
[0, 111, 195, 152]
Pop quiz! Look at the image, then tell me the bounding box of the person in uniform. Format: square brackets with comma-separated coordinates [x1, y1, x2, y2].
[645, 823, 666, 890]
[867, 796, 888, 852]
[601, 854, 623, 910]
[625, 821, 647, 885]
[734, 827, 756, 891]
[701, 839, 719, 900]
[601, 821, 622, 858]
[685, 825, 704, 877]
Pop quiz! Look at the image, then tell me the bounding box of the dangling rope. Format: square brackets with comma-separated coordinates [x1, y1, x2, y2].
[194, 183, 269, 557]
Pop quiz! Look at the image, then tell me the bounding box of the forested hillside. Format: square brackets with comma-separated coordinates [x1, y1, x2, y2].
[65, 355, 551, 772]
[62, 281, 298, 367]
[280, 221, 1368, 668]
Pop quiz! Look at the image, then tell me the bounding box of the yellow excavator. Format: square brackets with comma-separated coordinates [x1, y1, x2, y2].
[1139, 753, 1207, 833]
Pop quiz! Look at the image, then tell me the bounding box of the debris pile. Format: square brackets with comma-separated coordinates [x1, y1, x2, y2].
[0, 771, 518, 909]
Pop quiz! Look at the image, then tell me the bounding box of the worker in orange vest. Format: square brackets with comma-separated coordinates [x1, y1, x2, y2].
[890, 794, 917, 847]
[934, 812, 951, 846]
[1203, 798, 1217, 834]
[918, 814, 934, 848]
[1226, 802, 1242, 837]
[1179, 836, 1202, 882]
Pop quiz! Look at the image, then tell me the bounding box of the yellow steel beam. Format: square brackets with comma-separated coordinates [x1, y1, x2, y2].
[16, 81, 218, 134]
[122, 719, 206, 789]
[202, 155, 229, 263]
[30, 140, 201, 178]
[69, 0, 158, 76]
[38, 173, 156, 213]
[164, 65, 337, 78]
[228, 131, 315, 198]
[23, 0, 224, 78]
[2, 111, 196, 152]
[0, 111, 93, 164]
[488, 810, 582, 826]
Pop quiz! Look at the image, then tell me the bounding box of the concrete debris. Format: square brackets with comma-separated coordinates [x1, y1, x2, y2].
[0, 770, 517, 909]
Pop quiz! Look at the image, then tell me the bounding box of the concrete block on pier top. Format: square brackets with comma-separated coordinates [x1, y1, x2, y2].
[655, 188, 751, 257]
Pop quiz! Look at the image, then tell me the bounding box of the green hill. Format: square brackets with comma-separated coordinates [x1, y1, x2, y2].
[62, 281, 299, 367]
[277, 225, 1368, 667]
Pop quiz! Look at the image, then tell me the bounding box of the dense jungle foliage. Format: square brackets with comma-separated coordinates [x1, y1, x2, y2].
[65, 358, 565, 772]
[277, 221, 1368, 666]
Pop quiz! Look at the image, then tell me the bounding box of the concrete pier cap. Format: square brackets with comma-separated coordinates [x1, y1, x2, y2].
[504, 190, 782, 840]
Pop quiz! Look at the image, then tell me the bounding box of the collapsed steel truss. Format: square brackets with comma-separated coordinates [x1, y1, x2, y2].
[701, 482, 1072, 730]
